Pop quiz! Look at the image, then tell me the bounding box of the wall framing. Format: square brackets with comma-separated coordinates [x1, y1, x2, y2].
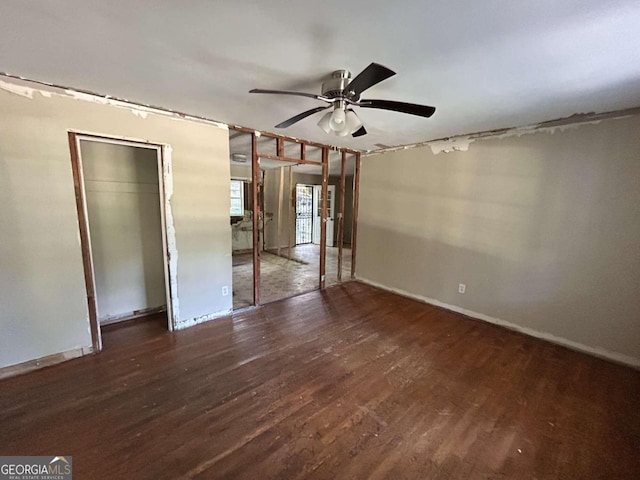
[231, 127, 361, 305]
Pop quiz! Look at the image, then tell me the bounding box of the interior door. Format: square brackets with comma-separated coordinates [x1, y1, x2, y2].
[312, 184, 335, 247]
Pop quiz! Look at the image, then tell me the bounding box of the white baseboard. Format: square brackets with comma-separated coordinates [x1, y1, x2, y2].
[358, 277, 640, 370]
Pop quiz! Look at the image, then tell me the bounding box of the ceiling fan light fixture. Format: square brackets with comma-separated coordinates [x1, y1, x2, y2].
[251, 62, 436, 139]
[329, 107, 346, 131]
[317, 111, 333, 134]
[318, 108, 361, 136]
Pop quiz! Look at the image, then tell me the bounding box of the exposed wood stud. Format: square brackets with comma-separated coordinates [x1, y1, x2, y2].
[288, 166, 294, 261]
[68, 132, 102, 353]
[229, 125, 360, 154]
[277, 166, 284, 257]
[251, 133, 261, 306]
[255, 153, 321, 166]
[158, 147, 175, 332]
[320, 147, 329, 289]
[276, 137, 284, 159]
[261, 170, 266, 253]
[227, 125, 359, 301]
[351, 152, 361, 279]
[337, 151, 347, 282]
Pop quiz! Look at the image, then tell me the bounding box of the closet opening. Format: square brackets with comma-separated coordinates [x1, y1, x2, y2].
[69, 133, 175, 352]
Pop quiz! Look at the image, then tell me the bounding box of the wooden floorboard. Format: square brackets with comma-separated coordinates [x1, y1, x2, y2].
[1, 282, 639, 479]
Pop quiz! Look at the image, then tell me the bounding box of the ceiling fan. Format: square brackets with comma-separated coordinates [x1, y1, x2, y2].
[250, 62, 436, 138]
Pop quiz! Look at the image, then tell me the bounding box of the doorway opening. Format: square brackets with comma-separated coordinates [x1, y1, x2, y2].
[312, 184, 335, 247]
[69, 133, 175, 352]
[324, 151, 356, 285]
[228, 128, 361, 308]
[295, 183, 336, 247]
[228, 130, 256, 310]
[295, 185, 313, 245]
[261, 156, 323, 304]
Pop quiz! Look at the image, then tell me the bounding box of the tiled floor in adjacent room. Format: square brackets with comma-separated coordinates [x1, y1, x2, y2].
[232, 244, 351, 309]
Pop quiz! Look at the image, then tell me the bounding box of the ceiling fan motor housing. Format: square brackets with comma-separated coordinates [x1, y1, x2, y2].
[321, 70, 359, 102]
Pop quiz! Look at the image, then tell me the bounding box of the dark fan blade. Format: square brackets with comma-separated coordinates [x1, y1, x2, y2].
[250, 88, 324, 101]
[343, 63, 396, 97]
[359, 99, 436, 118]
[275, 106, 330, 128]
[352, 126, 367, 137]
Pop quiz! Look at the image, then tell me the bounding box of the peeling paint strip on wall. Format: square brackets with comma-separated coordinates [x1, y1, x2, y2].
[0, 74, 229, 131]
[364, 106, 640, 156]
[162, 145, 180, 327]
[0, 79, 35, 98]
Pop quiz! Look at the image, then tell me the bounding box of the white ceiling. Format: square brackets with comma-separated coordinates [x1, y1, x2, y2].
[1, 0, 639, 151]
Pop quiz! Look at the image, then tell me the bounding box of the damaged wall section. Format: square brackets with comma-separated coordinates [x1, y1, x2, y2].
[0, 77, 231, 369]
[358, 113, 640, 367]
[367, 107, 640, 156]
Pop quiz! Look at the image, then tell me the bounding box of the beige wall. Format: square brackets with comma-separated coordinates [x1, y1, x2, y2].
[230, 164, 251, 180]
[0, 78, 231, 369]
[263, 169, 342, 250]
[330, 174, 354, 245]
[263, 167, 297, 250]
[82, 141, 166, 323]
[358, 114, 640, 366]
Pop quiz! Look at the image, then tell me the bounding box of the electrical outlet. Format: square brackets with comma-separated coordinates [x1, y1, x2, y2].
[221, 286, 229, 296]
[458, 283, 466, 294]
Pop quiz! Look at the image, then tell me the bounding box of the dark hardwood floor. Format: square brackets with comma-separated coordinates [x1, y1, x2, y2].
[1, 282, 639, 479]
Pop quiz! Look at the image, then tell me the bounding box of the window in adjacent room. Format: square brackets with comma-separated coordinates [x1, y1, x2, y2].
[230, 179, 244, 217]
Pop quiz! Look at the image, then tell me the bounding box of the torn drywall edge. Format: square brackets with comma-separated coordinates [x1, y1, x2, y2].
[131, 109, 148, 119]
[1, 74, 359, 154]
[67, 129, 169, 149]
[67, 131, 181, 330]
[173, 309, 233, 331]
[180, 114, 228, 130]
[162, 145, 180, 329]
[358, 277, 640, 370]
[0, 75, 229, 130]
[0, 79, 35, 98]
[0, 77, 228, 335]
[426, 120, 605, 155]
[65, 89, 109, 105]
[65, 88, 229, 129]
[364, 106, 640, 157]
[428, 137, 473, 154]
